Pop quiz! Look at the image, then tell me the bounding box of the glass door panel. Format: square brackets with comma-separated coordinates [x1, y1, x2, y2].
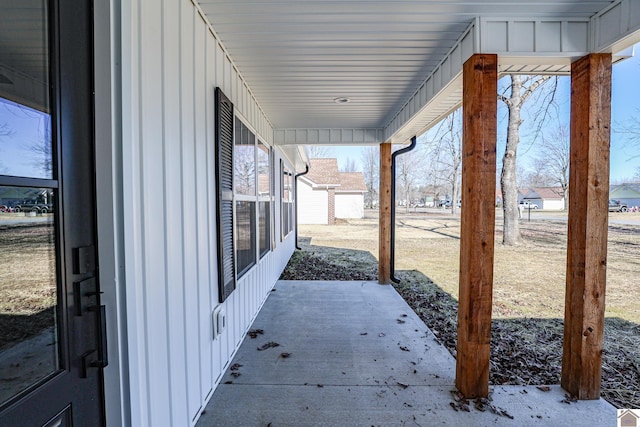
[0, 0, 60, 409]
[0, 186, 58, 405]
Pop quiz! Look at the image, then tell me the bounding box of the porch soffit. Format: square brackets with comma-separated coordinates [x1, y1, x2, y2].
[196, 0, 640, 146]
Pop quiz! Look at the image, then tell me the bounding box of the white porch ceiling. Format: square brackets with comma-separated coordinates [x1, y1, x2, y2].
[197, 0, 635, 143]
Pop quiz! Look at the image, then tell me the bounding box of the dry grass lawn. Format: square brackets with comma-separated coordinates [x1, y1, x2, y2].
[301, 211, 640, 323]
[0, 221, 56, 349]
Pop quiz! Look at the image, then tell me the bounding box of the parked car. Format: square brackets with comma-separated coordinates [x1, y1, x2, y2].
[14, 200, 53, 214]
[0, 205, 11, 213]
[608, 200, 628, 212]
[519, 201, 538, 209]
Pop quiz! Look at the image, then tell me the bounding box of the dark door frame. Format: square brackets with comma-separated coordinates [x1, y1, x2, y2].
[0, 0, 106, 424]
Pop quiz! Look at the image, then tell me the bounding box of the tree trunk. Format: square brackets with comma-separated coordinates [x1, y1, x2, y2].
[451, 166, 460, 215]
[501, 76, 522, 245]
[405, 189, 410, 214]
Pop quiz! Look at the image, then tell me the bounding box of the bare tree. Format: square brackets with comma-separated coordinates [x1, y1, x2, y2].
[361, 146, 379, 208]
[340, 157, 358, 172]
[395, 147, 423, 213]
[521, 158, 554, 188]
[535, 125, 570, 210]
[29, 140, 53, 176]
[498, 75, 557, 245]
[424, 109, 463, 214]
[27, 117, 54, 176]
[0, 123, 12, 137]
[617, 111, 640, 147]
[306, 145, 335, 158]
[0, 123, 14, 173]
[234, 144, 256, 195]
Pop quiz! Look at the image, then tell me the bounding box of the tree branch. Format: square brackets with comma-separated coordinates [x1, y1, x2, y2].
[521, 76, 552, 103]
[497, 94, 511, 106]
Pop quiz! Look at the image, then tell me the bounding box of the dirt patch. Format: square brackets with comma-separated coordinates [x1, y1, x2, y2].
[280, 247, 376, 281]
[285, 212, 640, 409]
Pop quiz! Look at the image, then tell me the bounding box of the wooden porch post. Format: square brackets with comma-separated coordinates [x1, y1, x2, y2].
[378, 143, 392, 284]
[456, 54, 497, 398]
[562, 53, 612, 400]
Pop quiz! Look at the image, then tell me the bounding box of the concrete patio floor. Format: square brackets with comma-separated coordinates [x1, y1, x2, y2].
[197, 280, 616, 426]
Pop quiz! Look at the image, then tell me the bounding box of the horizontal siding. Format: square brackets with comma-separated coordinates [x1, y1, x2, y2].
[120, 1, 293, 426]
[297, 180, 329, 225]
[335, 193, 365, 219]
[542, 200, 565, 211]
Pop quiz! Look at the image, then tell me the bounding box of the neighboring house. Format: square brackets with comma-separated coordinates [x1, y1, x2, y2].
[610, 183, 640, 207]
[298, 158, 367, 224]
[523, 187, 566, 210]
[494, 188, 528, 206]
[495, 189, 503, 206]
[335, 172, 368, 219]
[0, 187, 43, 207]
[518, 188, 529, 203]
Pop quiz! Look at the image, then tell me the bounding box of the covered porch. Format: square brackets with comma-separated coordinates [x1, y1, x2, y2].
[90, 0, 640, 425]
[197, 280, 615, 426]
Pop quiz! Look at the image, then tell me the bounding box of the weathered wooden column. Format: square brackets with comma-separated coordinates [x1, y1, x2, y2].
[456, 54, 497, 398]
[562, 53, 612, 400]
[378, 143, 392, 284]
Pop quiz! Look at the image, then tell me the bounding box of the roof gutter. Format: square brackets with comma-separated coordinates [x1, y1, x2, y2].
[294, 164, 310, 250]
[390, 136, 417, 284]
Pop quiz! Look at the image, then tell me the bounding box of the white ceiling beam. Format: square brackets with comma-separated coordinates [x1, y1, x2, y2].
[273, 128, 385, 146]
[591, 0, 640, 54]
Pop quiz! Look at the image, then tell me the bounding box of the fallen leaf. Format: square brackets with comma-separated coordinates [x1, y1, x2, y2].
[280, 352, 291, 358]
[231, 372, 241, 378]
[257, 342, 280, 351]
[561, 394, 578, 404]
[399, 346, 410, 352]
[474, 398, 488, 412]
[397, 382, 409, 389]
[230, 363, 243, 371]
[537, 386, 551, 392]
[248, 329, 264, 339]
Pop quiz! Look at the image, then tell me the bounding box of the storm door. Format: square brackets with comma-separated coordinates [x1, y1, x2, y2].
[0, 1, 105, 425]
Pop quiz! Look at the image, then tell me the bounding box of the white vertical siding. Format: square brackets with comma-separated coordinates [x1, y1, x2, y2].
[162, 0, 189, 425]
[119, 1, 295, 425]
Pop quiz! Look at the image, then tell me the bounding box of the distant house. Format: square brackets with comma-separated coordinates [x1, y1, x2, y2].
[297, 158, 367, 224]
[495, 188, 529, 207]
[523, 187, 566, 210]
[335, 172, 368, 219]
[495, 189, 502, 207]
[518, 188, 529, 203]
[610, 183, 640, 208]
